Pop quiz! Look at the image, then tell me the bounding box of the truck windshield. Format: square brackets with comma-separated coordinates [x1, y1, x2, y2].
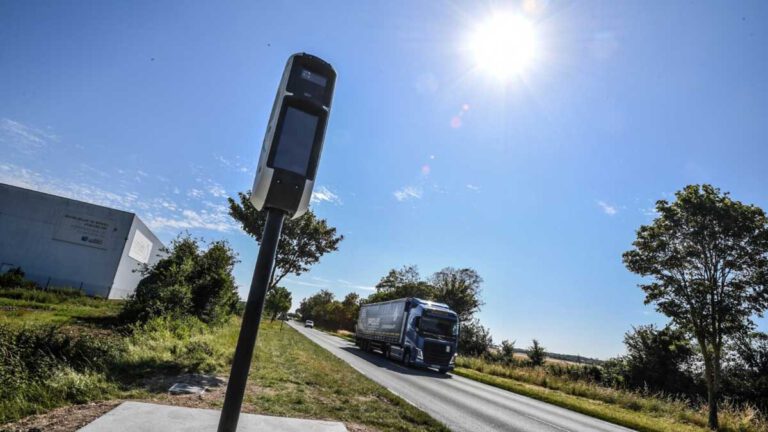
[420, 317, 458, 339]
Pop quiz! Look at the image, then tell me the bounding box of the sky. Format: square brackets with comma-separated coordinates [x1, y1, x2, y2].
[2, 1, 767, 359]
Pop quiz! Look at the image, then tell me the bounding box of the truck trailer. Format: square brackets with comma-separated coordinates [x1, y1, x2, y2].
[355, 298, 459, 373]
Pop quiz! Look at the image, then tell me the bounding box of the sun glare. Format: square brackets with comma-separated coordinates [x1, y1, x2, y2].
[470, 13, 537, 80]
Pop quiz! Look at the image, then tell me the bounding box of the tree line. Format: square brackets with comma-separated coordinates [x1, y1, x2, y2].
[122, 184, 767, 430]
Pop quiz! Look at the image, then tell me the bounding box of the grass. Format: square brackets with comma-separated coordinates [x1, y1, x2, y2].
[456, 356, 767, 432]
[0, 287, 122, 327]
[0, 287, 447, 431]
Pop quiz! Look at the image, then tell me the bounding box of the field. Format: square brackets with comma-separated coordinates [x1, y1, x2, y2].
[0, 288, 447, 432]
[455, 356, 767, 432]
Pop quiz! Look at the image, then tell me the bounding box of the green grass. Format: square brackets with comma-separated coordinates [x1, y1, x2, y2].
[0, 287, 122, 327]
[455, 357, 767, 432]
[0, 288, 447, 431]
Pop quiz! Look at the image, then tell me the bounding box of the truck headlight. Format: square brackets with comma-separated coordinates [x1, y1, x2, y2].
[416, 348, 423, 361]
[450, 354, 456, 364]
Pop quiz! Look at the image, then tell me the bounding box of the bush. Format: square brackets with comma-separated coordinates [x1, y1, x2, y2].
[459, 319, 493, 356]
[120, 235, 239, 324]
[0, 324, 122, 423]
[0, 267, 38, 289]
[527, 339, 546, 367]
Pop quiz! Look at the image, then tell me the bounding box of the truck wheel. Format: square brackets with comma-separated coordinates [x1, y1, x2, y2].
[438, 367, 450, 374]
[403, 348, 412, 367]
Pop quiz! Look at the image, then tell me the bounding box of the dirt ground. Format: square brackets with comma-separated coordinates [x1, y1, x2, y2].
[0, 373, 376, 432]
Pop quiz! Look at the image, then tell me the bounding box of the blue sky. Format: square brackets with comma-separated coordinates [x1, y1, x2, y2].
[2, 1, 767, 358]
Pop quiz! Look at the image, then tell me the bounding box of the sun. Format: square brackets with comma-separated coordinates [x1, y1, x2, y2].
[469, 13, 537, 80]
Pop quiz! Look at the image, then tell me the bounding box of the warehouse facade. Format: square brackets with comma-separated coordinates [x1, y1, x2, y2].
[0, 183, 165, 299]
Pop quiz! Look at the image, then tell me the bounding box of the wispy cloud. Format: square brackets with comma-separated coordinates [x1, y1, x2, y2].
[466, 184, 480, 192]
[145, 208, 238, 233]
[337, 279, 375, 291]
[0, 118, 58, 154]
[597, 200, 618, 216]
[215, 154, 252, 174]
[284, 278, 329, 288]
[641, 206, 659, 218]
[0, 162, 141, 210]
[394, 185, 422, 202]
[0, 162, 238, 233]
[311, 186, 342, 205]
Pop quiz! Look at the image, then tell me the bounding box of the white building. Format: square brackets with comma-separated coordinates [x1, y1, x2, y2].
[0, 183, 165, 298]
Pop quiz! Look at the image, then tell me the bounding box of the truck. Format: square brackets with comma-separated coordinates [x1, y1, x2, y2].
[355, 298, 459, 373]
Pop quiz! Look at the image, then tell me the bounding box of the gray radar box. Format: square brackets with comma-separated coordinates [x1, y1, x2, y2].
[250, 53, 336, 219]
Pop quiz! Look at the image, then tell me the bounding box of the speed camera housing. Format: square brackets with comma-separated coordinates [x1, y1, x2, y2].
[250, 53, 336, 219]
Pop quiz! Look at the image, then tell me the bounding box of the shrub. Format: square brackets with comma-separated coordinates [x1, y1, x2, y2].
[459, 318, 493, 356]
[120, 235, 239, 324]
[527, 339, 546, 366]
[0, 267, 38, 289]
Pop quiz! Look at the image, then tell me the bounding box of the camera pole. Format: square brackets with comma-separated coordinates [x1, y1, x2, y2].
[218, 208, 285, 432]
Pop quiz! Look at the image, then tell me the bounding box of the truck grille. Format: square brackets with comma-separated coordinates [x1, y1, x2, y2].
[423, 340, 453, 365]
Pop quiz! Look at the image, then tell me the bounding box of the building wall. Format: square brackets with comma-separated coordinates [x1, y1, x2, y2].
[0, 183, 161, 298]
[110, 215, 166, 299]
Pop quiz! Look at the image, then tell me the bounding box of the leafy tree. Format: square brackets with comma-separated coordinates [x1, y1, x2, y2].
[189, 240, 240, 323]
[722, 332, 768, 411]
[340, 292, 361, 331]
[458, 319, 493, 356]
[431, 267, 484, 321]
[527, 339, 546, 366]
[500, 339, 516, 358]
[265, 286, 292, 321]
[623, 184, 768, 429]
[120, 236, 240, 324]
[366, 265, 436, 303]
[296, 289, 335, 322]
[228, 192, 343, 290]
[622, 325, 697, 395]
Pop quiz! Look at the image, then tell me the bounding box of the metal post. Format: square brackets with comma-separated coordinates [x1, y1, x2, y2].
[218, 208, 286, 432]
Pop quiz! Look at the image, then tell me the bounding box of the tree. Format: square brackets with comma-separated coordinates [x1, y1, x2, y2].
[296, 289, 335, 322]
[622, 325, 697, 395]
[722, 332, 768, 411]
[458, 319, 493, 356]
[527, 339, 546, 366]
[366, 265, 436, 303]
[340, 292, 361, 331]
[623, 185, 768, 429]
[120, 235, 240, 324]
[499, 339, 516, 364]
[265, 286, 292, 321]
[228, 192, 343, 290]
[431, 267, 484, 321]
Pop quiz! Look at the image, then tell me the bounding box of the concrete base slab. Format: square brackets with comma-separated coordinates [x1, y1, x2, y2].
[77, 402, 348, 432]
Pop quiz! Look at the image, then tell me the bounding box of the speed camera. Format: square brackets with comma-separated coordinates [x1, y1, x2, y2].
[250, 53, 336, 219]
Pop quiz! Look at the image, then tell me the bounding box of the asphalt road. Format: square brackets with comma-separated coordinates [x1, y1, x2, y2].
[289, 322, 634, 432]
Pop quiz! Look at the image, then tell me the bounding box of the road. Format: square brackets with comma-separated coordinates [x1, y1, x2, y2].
[288, 322, 633, 432]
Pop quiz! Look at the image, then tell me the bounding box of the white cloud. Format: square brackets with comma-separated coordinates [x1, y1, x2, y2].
[0, 162, 238, 234]
[215, 154, 253, 175]
[337, 279, 375, 291]
[284, 278, 329, 288]
[187, 188, 204, 198]
[145, 208, 238, 233]
[207, 184, 227, 198]
[597, 200, 618, 216]
[466, 184, 480, 191]
[311, 186, 341, 205]
[641, 206, 659, 218]
[394, 185, 422, 202]
[0, 163, 140, 210]
[0, 118, 58, 154]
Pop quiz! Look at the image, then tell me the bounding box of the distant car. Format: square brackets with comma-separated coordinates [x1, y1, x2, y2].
[304, 320, 314, 328]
